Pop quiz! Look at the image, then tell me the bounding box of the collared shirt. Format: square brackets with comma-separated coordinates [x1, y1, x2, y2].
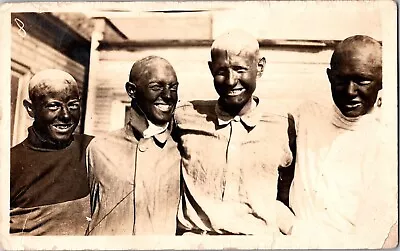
[289, 101, 397, 248]
[174, 97, 293, 235]
[86, 107, 180, 235]
[143, 119, 169, 139]
[10, 127, 93, 235]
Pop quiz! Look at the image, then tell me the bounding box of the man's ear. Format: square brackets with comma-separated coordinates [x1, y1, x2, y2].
[125, 81, 137, 99]
[208, 61, 214, 75]
[257, 57, 266, 78]
[23, 99, 35, 118]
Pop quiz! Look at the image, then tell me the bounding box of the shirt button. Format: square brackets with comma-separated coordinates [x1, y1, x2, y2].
[138, 142, 148, 152]
[233, 116, 241, 122]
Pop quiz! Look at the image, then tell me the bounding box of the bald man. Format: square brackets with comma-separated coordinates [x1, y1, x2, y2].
[10, 69, 94, 235]
[174, 30, 295, 235]
[86, 56, 180, 235]
[278, 35, 397, 248]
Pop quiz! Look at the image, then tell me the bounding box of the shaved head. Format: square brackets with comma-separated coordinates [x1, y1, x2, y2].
[23, 69, 81, 145]
[28, 69, 79, 103]
[331, 35, 382, 77]
[327, 35, 383, 117]
[208, 30, 265, 116]
[211, 30, 260, 61]
[129, 56, 176, 85]
[126, 56, 178, 125]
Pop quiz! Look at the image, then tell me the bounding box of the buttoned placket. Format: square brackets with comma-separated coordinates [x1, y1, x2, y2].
[133, 137, 151, 234]
[222, 115, 243, 202]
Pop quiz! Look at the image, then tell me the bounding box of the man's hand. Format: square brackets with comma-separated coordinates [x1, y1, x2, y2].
[276, 200, 295, 235]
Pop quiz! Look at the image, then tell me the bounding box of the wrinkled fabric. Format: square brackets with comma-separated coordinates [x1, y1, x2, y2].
[175, 97, 293, 235]
[86, 107, 180, 235]
[289, 101, 397, 248]
[10, 128, 93, 235]
[10, 195, 90, 235]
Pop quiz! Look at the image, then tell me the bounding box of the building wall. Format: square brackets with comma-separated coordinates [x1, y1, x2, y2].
[11, 25, 86, 147]
[88, 46, 334, 136]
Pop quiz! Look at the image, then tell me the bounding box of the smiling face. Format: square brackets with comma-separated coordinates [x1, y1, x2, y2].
[209, 49, 260, 114]
[208, 30, 265, 116]
[127, 57, 178, 125]
[327, 36, 382, 117]
[26, 79, 80, 144]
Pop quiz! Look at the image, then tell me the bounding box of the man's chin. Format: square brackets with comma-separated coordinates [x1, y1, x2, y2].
[221, 96, 250, 109]
[150, 115, 173, 126]
[50, 134, 74, 143]
[339, 107, 365, 118]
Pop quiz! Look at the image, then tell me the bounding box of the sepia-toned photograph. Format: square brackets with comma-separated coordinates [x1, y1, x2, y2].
[0, 1, 398, 250]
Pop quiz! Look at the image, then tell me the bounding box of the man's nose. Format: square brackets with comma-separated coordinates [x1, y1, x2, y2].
[225, 69, 237, 87]
[59, 105, 71, 121]
[161, 87, 172, 100]
[346, 81, 358, 96]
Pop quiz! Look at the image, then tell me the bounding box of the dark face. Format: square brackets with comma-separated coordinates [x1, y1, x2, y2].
[131, 63, 178, 125]
[28, 82, 80, 144]
[209, 49, 262, 114]
[327, 49, 382, 117]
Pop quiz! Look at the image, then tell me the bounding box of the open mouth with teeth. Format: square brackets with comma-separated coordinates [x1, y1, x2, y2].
[227, 88, 245, 97]
[154, 103, 174, 112]
[52, 124, 74, 133]
[344, 101, 362, 109]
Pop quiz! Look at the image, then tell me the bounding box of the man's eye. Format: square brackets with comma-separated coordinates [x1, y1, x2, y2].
[214, 69, 226, 76]
[233, 67, 247, 73]
[46, 104, 59, 111]
[357, 80, 372, 86]
[150, 86, 163, 91]
[69, 103, 80, 110]
[169, 84, 178, 92]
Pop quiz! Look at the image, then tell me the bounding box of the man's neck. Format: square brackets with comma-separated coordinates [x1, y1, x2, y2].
[28, 126, 72, 150]
[220, 97, 255, 117]
[129, 103, 169, 138]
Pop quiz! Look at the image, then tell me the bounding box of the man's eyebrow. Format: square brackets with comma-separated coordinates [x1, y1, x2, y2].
[232, 65, 248, 69]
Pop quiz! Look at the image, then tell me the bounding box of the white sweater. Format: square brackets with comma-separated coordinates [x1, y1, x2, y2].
[289, 101, 397, 248]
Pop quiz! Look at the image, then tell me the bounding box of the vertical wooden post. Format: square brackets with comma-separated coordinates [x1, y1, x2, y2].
[84, 18, 105, 135]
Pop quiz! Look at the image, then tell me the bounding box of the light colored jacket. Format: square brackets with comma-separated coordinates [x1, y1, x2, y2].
[86, 107, 180, 235]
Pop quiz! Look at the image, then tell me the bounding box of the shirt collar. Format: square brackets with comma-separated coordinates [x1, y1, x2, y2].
[331, 103, 381, 131]
[215, 96, 261, 128]
[143, 119, 170, 144]
[125, 105, 171, 145]
[24, 126, 73, 151]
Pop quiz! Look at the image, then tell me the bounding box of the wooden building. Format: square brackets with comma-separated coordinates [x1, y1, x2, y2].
[84, 2, 382, 136]
[10, 2, 385, 140]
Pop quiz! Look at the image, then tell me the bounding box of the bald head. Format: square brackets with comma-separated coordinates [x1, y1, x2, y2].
[129, 56, 176, 85]
[23, 69, 81, 145]
[211, 30, 260, 61]
[126, 56, 178, 126]
[331, 35, 382, 75]
[327, 35, 383, 117]
[28, 69, 79, 103]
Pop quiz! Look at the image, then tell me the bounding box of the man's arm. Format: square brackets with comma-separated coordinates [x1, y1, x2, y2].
[277, 113, 296, 207]
[276, 200, 295, 235]
[85, 141, 101, 235]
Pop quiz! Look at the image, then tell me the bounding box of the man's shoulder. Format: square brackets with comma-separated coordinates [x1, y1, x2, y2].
[10, 139, 29, 167]
[257, 99, 293, 123]
[294, 100, 330, 119]
[87, 128, 128, 152]
[11, 139, 27, 153]
[174, 100, 218, 124]
[73, 134, 95, 146]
